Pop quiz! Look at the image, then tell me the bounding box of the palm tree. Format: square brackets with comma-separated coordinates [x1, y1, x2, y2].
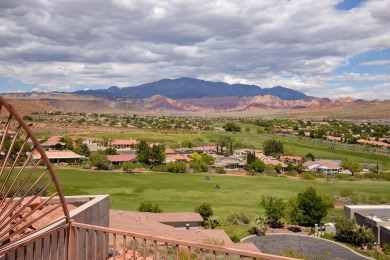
[353, 224, 375, 250]
[204, 217, 221, 229]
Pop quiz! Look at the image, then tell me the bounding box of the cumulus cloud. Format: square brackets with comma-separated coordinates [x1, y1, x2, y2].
[0, 0, 389, 99]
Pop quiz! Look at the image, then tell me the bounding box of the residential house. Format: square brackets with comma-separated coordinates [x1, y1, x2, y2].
[110, 139, 138, 149]
[107, 154, 137, 165]
[164, 154, 192, 164]
[40, 136, 66, 150]
[174, 148, 194, 155]
[32, 150, 85, 164]
[303, 160, 343, 174]
[192, 146, 219, 154]
[280, 155, 303, 165]
[213, 157, 243, 169]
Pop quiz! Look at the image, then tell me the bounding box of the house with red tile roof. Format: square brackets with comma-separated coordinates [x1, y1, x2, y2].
[110, 139, 138, 148]
[165, 147, 176, 155]
[164, 154, 192, 163]
[280, 155, 303, 165]
[107, 154, 137, 165]
[303, 160, 343, 174]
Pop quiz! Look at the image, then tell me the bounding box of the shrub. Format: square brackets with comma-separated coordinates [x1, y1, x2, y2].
[300, 172, 316, 180]
[151, 164, 168, 172]
[138, 201, 163, 213]
[339, 188, 354, 197]
[194, 203, 213, 220]
[166, 161, 187, 173]
[249, 215, 268, 235]
[214, 167, 226, 174]
[384, 243, 390, 255]
[225, 211, 251, 225]
[230, 235, 240, 243]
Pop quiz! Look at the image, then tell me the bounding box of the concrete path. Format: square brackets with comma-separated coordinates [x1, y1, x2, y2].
[243, 234, 369, 260]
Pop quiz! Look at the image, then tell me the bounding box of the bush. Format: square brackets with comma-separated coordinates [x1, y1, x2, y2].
[166, 161, 187, 173]
[225, 211, 251, 225]
[384, 243, 390, 255]
[214, 167, 226, 174]
[194, 203, 213, 220]
[243, 164, 253, 171]
[339, 188, 354, 197]
[151, 164, 168, 172]
[300, 172, 316, 180]
[138, 201, 163, 213]
[230, 235, 240, 243]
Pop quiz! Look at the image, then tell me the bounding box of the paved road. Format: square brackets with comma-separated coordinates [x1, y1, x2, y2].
[243, 234, 369, 260]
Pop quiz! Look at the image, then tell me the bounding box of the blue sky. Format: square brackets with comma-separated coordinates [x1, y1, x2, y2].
[0, 0, 389, 100]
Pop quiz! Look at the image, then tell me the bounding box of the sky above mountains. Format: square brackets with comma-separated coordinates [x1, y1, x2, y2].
[0, 0, 389, 100]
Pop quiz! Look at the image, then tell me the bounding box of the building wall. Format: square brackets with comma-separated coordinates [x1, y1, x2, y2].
[2, 195, 110, 260]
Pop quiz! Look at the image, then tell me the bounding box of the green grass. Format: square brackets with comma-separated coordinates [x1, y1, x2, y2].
[52, 168, 390, 218]
[220, 225, 251, 240]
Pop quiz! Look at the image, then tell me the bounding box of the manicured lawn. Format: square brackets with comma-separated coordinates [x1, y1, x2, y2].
[53, 168, 390, 219]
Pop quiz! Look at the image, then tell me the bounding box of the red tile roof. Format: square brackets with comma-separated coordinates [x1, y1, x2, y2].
[107, 154, 137, 162]
[111, 139, 138, 146]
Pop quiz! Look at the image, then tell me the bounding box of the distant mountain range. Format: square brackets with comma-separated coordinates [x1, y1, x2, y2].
[73, 77, 308, 100]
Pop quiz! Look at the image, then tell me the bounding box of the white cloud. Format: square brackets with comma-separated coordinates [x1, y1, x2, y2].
[358, 59, 390, 66]
[0, 0, 389, 99]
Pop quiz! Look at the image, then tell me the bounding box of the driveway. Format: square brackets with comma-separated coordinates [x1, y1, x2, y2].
[243, 234, 369, 260]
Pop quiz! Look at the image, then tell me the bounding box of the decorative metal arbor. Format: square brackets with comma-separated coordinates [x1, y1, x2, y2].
[0, 96, 70, 251]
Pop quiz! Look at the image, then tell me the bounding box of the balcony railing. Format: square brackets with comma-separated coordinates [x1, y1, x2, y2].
[1, 221, 293, 260]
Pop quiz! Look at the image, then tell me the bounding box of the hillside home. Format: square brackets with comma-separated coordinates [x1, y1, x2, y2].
[234, 149, 262, 157]
[164, 154, 192, 163]
[192, 146, 219, 154]
[213, 157, 242, 169]
[303, 160, 343, 174]
[40, 136, 66, 150]
[32, 150, 85, 164]
[107, 154, 137, 165]
[280, 155, 303, 165]
[110, 139, 138, 148]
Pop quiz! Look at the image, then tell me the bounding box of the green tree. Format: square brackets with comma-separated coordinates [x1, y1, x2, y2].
[353, 224, 375, 249]
[334, 216, 355, 243]
[287, 197, 303, 227]
[149, 144, 166, 165]
[246, 152, 256, 164]
[201, 153, 215, 165]
[60, 136, 74, 150]
[89, 150, 110, 170]
[274, 163, 282, 174]
[223, 122, 241, 132]
[251, 159, 266, 173]
[204, 216, 221, 229]
[104, 146, 118, 155]
[260, 195, 286, 227]
[136, 140, 150, 164]
[194, 203, 213, 220]
[297, 187, 331, 225]
[262, 139, 284, 157]
[341, 158, 363, 176]
[305, 153, 315, 161]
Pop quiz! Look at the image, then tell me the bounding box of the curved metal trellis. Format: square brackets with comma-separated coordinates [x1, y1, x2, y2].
[0, 96, 70, 250]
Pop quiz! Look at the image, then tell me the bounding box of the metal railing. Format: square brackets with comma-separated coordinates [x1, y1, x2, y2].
[1, 221, 293, 260]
